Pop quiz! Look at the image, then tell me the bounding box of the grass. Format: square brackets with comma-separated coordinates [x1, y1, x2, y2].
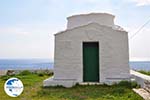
[0, 71, 143, 100]
[138, 70, 150, 76]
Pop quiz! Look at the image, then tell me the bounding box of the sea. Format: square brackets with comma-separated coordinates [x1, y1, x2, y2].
[0, 59, 150, 71]
[0, 59, 53, 70]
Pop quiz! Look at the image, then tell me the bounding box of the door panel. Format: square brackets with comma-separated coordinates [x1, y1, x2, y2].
[83, 42, 99, 82]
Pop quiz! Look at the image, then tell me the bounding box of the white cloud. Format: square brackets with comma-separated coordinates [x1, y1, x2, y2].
[131, 0, 150, 6]
[0, 27, 30, 35]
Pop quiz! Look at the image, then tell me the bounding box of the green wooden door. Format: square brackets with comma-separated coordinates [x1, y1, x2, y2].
[83, 42, 99, 82]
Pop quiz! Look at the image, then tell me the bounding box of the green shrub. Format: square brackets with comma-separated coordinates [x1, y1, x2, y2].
[46, 72, 53, 76]
[117, 81, 131, 87]
[138, 70, 150, 76]
[34, 70, 53, 76]
[38, 73, 44, 77]
[19, 70, 32, 75]
[44, 70, 53, 76]
[0, 75, 11, 81]
[117, 81, 139, 88]
[131, 81, 140, 88]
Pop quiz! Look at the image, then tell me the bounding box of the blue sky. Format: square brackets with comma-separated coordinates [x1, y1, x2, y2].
[0, 0, 150, 61]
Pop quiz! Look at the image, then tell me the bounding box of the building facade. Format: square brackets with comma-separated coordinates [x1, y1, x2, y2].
[44, 13, 130, 87]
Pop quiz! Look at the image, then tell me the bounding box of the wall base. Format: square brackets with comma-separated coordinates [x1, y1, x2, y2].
[43, 77, 77, 88]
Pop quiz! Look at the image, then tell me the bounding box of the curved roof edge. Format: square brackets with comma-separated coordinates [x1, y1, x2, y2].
[67, 13, 115, 19]
[55, 23, 127, 36]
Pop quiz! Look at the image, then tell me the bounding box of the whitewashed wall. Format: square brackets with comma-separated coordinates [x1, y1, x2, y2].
[54, 23, 130, 84]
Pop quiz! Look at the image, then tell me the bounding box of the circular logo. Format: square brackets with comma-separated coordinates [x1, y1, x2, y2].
[4, 78, 24, 97]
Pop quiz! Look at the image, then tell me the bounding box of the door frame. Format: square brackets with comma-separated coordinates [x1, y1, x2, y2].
[82, 42, 99, 82]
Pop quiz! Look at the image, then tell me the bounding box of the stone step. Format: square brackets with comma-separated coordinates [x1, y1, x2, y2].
[133, 88, 150, 100]
[79, 82, 102, 85]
